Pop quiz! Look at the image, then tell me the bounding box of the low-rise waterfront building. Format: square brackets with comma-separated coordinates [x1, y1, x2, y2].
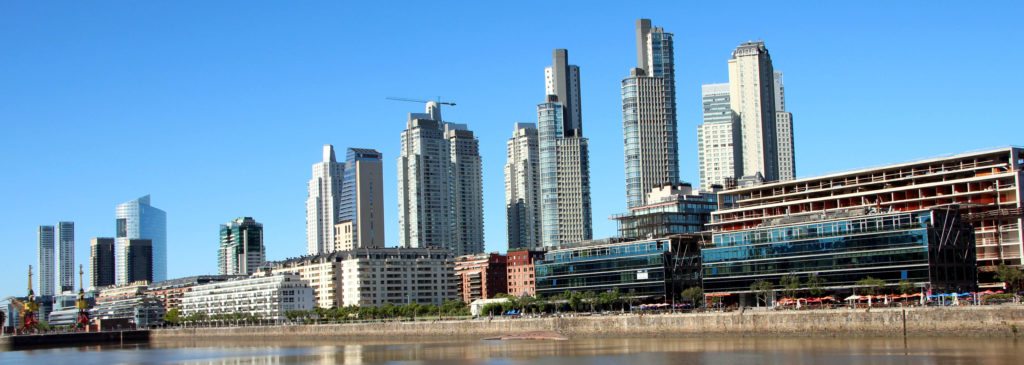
[711, 147, 1024, 287]
[340, 248, 457, 307]
[147, 275, 242, 311]
[271, 251, 346, 308]
[180, 272, 314, 322]
[535, 236, 703, 302]
[454, 253, 508, 303]
[703, 207, 978, 305]
[90, 281, 163, 329]
[611, 183, 721, 240]
[506, 249, 546, 297]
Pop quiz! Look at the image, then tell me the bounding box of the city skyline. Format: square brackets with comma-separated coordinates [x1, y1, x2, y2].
[3, 2, 1023, 298]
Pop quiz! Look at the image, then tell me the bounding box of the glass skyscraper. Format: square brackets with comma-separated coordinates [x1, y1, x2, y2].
[38, 225, 55, 296]
[115, 195, 167, 284]
[56, 221, 74, 292]
[219, 217, 265, 276]
[622, 19, 680, 208]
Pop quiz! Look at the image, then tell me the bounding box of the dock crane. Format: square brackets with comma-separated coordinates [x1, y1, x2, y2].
[385, 97, 456, 107]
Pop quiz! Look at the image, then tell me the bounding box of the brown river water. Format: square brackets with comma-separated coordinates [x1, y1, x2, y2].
[1, 336, 1020, 364]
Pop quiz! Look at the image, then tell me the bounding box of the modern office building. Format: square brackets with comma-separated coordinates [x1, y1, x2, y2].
[728, 41, 779, 182]
[339, 247, 458, 307]
[337, 148, 385, 251]
[697, 83, 743, 191]
[622, 19, 680, 208]
[306, 145, 345, 255]
[506, 249, 546, 297]
[38, 225, 55, 296]
[454, 253, 508, 303]
[218, 217, 265, 276]
[90, 281, 164, 329]
[115, 195, 167, 283]
[534, 236, 703, 301]
[774, 71, 796, 181]
[710, 147, 1024, 287]
[702, 208, 977, 305]
[125, 239, 153, 283]
[180, 272, 314, 322]
[56, 221, 75, 293]
[505, 122, 542, 250]
[398, 102, 484, 256]
[611, 183, 721, 240]
[147, 275, 241, 311]
[538, 49, 593, 247]
[90, 237, 116, 289]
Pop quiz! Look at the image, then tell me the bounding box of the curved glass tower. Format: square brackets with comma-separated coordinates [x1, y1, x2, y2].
[115, 195, 167, 284]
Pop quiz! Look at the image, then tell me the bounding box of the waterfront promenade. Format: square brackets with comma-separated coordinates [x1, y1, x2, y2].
[152, 305, 1024, 341]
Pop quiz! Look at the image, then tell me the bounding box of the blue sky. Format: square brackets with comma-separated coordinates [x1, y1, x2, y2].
[2, 1, 1022, 298]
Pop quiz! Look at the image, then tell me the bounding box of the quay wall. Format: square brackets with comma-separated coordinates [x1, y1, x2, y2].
[151, 306, 1024, 341]
[0, 330, 149, 350]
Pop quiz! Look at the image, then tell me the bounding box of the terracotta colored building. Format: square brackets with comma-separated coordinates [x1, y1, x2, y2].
[454, 253, 508, 303]
[506, 250, 545, 297]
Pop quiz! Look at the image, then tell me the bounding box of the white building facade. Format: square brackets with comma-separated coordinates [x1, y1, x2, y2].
[728, 41, 779, 182]
[697, 83, 743, 191]
[306, 145, 345, 255]
[180, 273, 314, 322]
[774, 71, 796, 181]
[340, 248, 457, 307]
[504, 123, 541, 250]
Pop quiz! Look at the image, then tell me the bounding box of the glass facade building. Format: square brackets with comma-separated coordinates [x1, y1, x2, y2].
[612, 183, 721, 240]
[218, 217, 265, 276]
[535, 236, 702, 301]
[115, 195, 167, 284]
[702, 208, 977, 297]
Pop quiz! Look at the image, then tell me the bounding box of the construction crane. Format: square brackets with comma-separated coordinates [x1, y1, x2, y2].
[385, 97, 456, 107]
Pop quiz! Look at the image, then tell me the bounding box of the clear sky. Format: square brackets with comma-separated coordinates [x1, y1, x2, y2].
[2, 1, 1023, 298]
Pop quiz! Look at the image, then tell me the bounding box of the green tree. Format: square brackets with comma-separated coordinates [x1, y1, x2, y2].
[897, 280, 916, 295]
[680, 287, 703, 307]
[995, 264, 1024, 292]
[163, 308, 182, 325]
[855, 277, 886, 295]
[750, 280, 774, 307]
[567, 292, 583, 312]
[780, 273, 801, 298]
[805, 274, 827, 296]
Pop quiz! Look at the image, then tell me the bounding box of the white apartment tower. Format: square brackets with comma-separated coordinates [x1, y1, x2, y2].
[774, 71, 796, 181]
[728, 41, 779, 182]
[38, 225, 55, 296]
[697, 83, 743, 191]
[56, 221, 75, 292]
[306, 145, 344, 255]
[398, 102, 484, 256]
[538, 49, 592, 247]
[622, 19, 680, 208]
[504, 123, 541, 250]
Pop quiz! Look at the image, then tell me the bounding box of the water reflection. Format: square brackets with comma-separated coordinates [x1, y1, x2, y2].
[2, 337, 1020, 365]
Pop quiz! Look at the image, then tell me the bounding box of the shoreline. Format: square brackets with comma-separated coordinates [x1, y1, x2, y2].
[151, 305, 1024, 341]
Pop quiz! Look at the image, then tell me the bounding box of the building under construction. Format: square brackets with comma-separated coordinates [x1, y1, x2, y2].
[709, 146, 1024, 287]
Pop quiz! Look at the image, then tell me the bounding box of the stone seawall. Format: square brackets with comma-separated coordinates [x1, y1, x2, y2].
[151, 306, 1024, 341]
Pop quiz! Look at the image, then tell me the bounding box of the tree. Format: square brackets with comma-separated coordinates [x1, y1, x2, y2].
[567, 292, 583, 312]
[681, 287, 703, 307]
[897, 280, 916, 295]
[855, 277, 886, 295]
[750, 280, 774, 307]
[995, 264, 1024, 293]
[805, 274, 827, 296]
[780, 273, 801, 298]
[164, 308, 182, 326]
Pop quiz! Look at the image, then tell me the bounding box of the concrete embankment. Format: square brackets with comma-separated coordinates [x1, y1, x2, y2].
[0, 330, 150, 350]
[152, 305, 1024, 341]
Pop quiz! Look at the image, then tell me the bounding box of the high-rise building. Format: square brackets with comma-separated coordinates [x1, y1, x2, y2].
[447, 124, 484, 256]
[56, 221, 74, 293]
[336, 148, 385, 251]
[774, 71, 796, 181]
[115, 195, 167, 284]
[539, 49, 593, 247]
[697, 83, 743, 191]
[306, 145, 344, 255]
[398, 102, 484, 256]
[505, 123, 541, 250]
[125, 238, 153, 283]
[728, 41, 779, 182]
[218, 217, 265, 276]
[38, 225, 55, 296]
[622, 19, 680, 208]
[90, 237, 116, 288]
